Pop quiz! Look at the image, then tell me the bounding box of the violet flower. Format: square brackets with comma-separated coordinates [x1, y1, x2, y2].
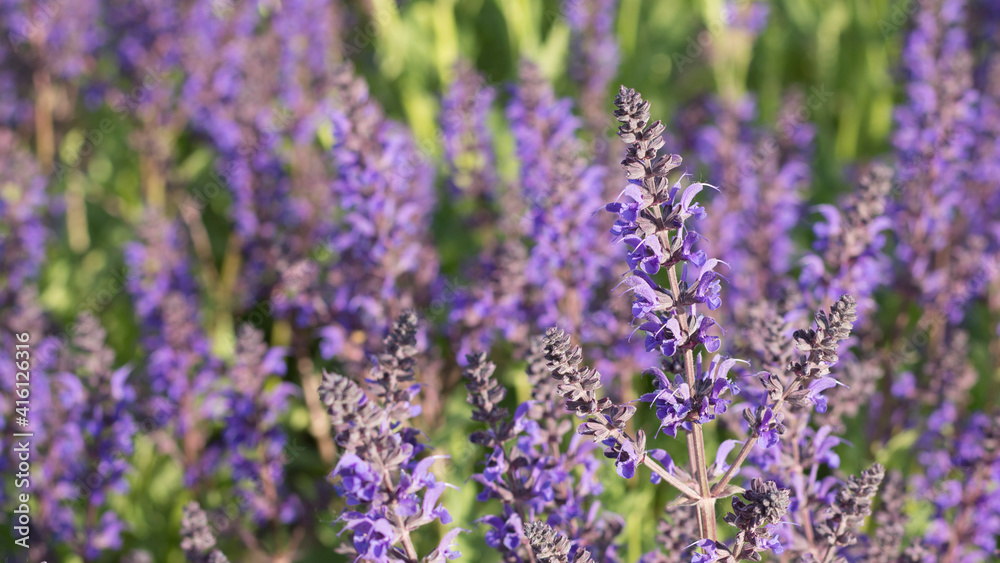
[180, 501, 231, 563]
[125, 211, 219, 484]
[441, 60, 497, 201]
[910, 412, 1000, 560]
[464, 344, 621, 561]
[320, 311, 461, 562]
[313, 64, 439, 363]
[892, 0, 985, 321]
[542, 85, 866, 562]
[683, 93, 813, 328]
[800, 164, 893, 320]
[565, 0, 620, 133]
[30, 314, 137, 559]
[451, 61, 648, 391]
[524, 520, 596, 563]
[222, 326, 300, 525]
[813, 463, 885, 559]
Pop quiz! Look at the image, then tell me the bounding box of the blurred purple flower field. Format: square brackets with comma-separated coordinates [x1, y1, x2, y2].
[0, 0, 999, 561]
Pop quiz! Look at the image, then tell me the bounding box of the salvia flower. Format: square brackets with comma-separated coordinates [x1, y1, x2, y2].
[28, 313, 136, 558]
[813, 463, 885, 557]
[723, 478, 790, 560]
[307, 63, 439, 363]
[892, 0, 985, 320]
[787, 295, 858, 382]
[801, 164, 893, 319]
[222, 326, 300, 524]
[321, 312, 461, 562]
[0, 129, 49, 513]
[863, 471, 909, 562]
[524, 520, 596, 563]
[0, 129, 47, 301]
[465, 344, 621, 561]
[910, 412, 1000, 560]
[451, 61, 646, 390]
[642, 356, 741, 437]
[565, 0, 620, 132]
[125, 211, 218, 484]
[608, 86, 723, 355]
[682, 93, 813, 329]
[441, 60, 497, 201]
[180, 502, 231, 563]
[542, 327, 700, 503]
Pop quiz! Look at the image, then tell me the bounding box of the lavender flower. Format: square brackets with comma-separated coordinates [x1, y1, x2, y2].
[565, 0, 620, 132]
[524, 520, 596, 563]
[222, 326, 300, 525]
[813, 463, 884, 558]
[180, 502, 231, 563]
[0, 0, 104, 80]
[321, 312, 460, 562]
[441, 60, 497, 201]
[28, 314, 137, 559]
[464, 344, 621, 561]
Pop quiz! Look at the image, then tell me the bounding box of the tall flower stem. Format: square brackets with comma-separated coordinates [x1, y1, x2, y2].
[384, 472, 419, 562]
[642, 164, 717, 538]
[667, 256, 716, 540]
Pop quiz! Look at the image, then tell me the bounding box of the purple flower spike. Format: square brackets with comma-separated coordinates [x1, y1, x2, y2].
[333, 453, 379, 505]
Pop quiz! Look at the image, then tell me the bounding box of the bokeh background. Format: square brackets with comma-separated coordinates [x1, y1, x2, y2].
[1, 0, 998, 561]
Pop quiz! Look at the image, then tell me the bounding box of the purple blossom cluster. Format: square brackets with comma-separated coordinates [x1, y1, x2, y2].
[447, 61, 647, 387]
[892, 0, 997, 321]
[464, 339, 621, 561]
[535, 85, 883, 562]
[321, 312, 461, 563]
[2, 0, 1000, 560]
[679, 93, 813, 324]
[565, 0, 620, 132]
